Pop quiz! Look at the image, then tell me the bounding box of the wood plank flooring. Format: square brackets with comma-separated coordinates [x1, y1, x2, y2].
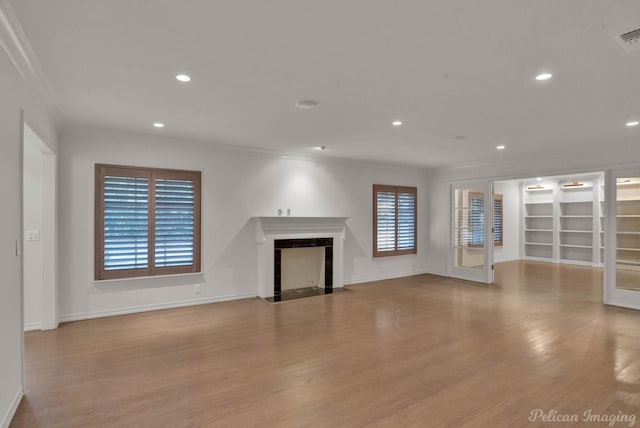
[11, 261, 640, 427]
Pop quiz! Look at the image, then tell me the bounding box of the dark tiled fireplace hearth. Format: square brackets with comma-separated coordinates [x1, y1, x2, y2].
[273, 238, 333, 302]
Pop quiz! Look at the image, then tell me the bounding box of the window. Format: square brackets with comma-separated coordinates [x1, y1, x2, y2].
[373, 184, 417, 257]
[95, 164, 201, 280]
[468, 192, 503, 247]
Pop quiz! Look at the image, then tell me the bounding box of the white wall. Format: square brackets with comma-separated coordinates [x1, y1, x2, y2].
[22, 139, 43, 330]
[493, 180, 520, 263]
[58, 127, 428, 321]
[0, 18, 58, 428]
[426, 146, 640, 277]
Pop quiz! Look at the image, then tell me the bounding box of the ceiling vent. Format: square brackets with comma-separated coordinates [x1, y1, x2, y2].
[617, 28, 640, 52]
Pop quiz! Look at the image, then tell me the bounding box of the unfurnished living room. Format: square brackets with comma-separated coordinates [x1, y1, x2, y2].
[2, 1, 640, 427]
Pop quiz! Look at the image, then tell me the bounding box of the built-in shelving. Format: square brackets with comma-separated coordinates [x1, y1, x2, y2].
[615, 182, 640, 280]
[522, 174, 603, 266]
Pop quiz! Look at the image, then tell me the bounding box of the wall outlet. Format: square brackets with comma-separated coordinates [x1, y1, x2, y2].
[194, 284, 201, 294]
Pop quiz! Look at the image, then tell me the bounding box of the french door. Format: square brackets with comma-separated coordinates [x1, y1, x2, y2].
[449, 180, 494, 283]
[604, 170, 640, 310]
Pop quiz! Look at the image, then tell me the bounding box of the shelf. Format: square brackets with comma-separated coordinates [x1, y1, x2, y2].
[560, 201, 592, 204]
[617, 247, 640, 252]
[524, 201, 553, 205]
[617, 215, 640, 218]
[616, 231, 640, 235]
[560, 215, 593, 218]
[560, 230, 592, 233]
[561, 187, 593, 191]
[525, 229, 552, 232]
[617, 259, 640, 266]
[560, 244, 592, 249]
[525, 242, 553, 246]
[526, 215, 553, 218]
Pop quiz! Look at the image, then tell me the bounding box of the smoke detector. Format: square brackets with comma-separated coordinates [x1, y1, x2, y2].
[616, 28, 640, 52]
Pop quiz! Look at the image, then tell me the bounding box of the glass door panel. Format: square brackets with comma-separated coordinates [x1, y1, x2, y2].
[454, 189, 485, 270]
[616, 177, 640, 291]
[450, 181, 493, 283]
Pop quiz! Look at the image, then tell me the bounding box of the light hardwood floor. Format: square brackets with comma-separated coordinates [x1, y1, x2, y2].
[11, 261, 640, 427]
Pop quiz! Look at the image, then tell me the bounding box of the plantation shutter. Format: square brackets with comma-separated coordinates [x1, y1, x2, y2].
[376, 190, 396, 252]
[397, 191, 416, 250]
[155, 177, 196, 267]
[493, 194, 503, 247]
[103, 174, 149, 271]
[373, 185, 417, 257]
[469, 193, 485, 247]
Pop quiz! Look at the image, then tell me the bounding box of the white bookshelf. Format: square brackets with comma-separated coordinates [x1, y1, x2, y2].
[523, 184, 554, 261]
[616, 182, 640, 275]
[521, 175, 603, 266]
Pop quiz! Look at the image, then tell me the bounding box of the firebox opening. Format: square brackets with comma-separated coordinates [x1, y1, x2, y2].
[272, 237, 334, 302]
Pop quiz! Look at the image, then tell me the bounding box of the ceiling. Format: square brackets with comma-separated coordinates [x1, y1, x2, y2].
[9, 0, 640, 167]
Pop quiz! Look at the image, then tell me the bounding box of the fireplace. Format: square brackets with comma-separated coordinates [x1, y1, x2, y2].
[254, 217, 348, 300]
[274, 238, 333, 302]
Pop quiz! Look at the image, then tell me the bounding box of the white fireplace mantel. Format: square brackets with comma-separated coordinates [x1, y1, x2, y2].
[253, 217, 348, 298]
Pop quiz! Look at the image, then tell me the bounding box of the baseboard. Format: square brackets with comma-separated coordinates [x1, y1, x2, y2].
[1, 386, 23, 428]
[59, 292, 256, 323]
[23, 322, 41, 332]
[344, 270, 428, 286]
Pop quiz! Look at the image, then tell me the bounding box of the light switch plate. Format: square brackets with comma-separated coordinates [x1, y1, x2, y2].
[25, 230, 40, 241]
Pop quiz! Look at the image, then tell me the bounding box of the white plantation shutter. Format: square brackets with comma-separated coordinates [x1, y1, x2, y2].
[103, 175, 149, 270]
[469, 193, 485, 246]
[155, 178, 195, 267]
[397, 191, 416, 250]
[373, 185, 417, 257]
[493, 194, 503, 246]
[96, 165, 201, 280]
[376, 191, 396, 252]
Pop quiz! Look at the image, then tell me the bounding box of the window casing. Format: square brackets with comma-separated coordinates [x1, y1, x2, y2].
[95, 164, 201, 280]
[373, 184, 417, 257]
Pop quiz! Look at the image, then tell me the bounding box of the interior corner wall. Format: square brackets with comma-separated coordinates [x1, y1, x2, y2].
[493, 181, 520, 263]
[57, 128, 429, 321]
[0, 51, 57, 428]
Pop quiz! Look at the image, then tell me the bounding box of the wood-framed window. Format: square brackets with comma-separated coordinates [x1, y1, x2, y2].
[95, 164, 201, 280]
[467, 192, 503, 247]
[373, 184, 417, 257]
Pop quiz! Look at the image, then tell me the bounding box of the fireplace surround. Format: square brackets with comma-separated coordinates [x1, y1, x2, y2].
[254, 217, 348, 300]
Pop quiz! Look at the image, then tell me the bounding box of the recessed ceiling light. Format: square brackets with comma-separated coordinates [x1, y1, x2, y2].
[626, 121, 639, 127]
[392, 120, 403, 127]
[296, 100, 319, 109]
[496, 145, 505, 150]
[537, 177, 542, 181]
[175, 74, 191, 82]
[153, 122, 165, 128]
[535, 73, 553, 81]
[314, 146, 327, 151]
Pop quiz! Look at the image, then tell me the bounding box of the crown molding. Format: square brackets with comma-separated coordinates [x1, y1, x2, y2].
[0, 0, 59, 124]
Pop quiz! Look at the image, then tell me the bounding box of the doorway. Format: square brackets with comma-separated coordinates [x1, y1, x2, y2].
[22, 123, 57, 331]
[492, 172, 604, 301]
